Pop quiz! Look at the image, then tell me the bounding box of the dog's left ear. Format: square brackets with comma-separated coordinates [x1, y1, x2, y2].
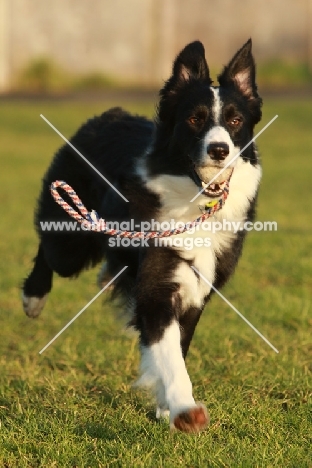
[218, 39, 259, 100]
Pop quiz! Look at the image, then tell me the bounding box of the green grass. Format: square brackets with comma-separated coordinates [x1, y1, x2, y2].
[0, 98, 311, 467]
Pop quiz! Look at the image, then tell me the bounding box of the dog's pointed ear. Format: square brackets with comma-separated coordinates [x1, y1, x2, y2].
[163, 41, 211, 95]
[173, 41, 211, 84]
[218, 39, 259, 100]
[158, 41, 211, 124]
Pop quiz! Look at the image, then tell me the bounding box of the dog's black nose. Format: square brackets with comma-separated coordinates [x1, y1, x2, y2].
[207, 143, 229, 160]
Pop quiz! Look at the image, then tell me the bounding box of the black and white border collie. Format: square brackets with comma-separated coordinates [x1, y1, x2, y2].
[23, 39, 262, 432]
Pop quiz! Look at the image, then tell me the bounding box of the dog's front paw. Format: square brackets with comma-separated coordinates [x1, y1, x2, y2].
[171, 403, 209, 433]
[156, 407, 170, 419]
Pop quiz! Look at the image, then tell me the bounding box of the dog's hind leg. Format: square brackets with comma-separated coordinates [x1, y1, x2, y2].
[22, 243, 53, 318]
[97, 262, 114, 291]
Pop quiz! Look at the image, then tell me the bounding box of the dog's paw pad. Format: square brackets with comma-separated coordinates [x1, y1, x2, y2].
[22, 293, 48, 318]
[172, 404, 209, 433]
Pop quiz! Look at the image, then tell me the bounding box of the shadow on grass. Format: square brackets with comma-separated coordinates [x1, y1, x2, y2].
[74, 385, 159, 440]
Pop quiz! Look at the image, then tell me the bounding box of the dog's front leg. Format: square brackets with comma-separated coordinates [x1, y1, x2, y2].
[134, 250, 208, 432]
[138, 320, 208, 432]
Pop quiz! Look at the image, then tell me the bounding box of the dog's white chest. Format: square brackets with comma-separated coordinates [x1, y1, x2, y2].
[145, 161, 261, 310]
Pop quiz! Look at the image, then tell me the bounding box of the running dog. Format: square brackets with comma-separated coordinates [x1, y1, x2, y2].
[23, 39, 262, 432]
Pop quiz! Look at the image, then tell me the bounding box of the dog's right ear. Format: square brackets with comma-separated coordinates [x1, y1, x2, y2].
[173, 41, 211, 84]
[157, 42, 211, 124]
[162, 41, 212, 95]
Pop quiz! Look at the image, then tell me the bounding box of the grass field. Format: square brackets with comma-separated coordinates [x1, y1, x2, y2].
[0, 96, 311, 467]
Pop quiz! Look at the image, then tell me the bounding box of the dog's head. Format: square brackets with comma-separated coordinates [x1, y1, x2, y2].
[154, 39, 262, 198]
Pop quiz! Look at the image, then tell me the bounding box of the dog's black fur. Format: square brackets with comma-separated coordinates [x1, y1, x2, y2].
[23, 39, 262, 432]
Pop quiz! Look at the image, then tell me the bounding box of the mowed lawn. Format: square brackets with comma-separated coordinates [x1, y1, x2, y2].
[0, 96, 311, 467]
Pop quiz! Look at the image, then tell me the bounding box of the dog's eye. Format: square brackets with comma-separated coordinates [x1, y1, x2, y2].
[187, 108, 208, 127]
[188, 116, 199, 125]
[229, 117, 242, 127]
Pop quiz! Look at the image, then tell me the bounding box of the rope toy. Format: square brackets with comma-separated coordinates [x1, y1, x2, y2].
[50, 180, 230, 240]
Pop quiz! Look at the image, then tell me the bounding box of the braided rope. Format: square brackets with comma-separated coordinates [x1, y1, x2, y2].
[50, 180, 229, 239]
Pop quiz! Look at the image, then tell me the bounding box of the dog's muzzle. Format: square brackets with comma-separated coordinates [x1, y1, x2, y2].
[192, 165, 233, 198]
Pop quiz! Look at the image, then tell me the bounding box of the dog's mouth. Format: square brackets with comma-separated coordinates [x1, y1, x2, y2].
[192, 166, 232, 198]
[200, 178, 227, 197]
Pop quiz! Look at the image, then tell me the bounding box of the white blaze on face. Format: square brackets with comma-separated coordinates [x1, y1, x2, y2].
[197, 88, 241, 170]
[210, 87, 222, 124]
